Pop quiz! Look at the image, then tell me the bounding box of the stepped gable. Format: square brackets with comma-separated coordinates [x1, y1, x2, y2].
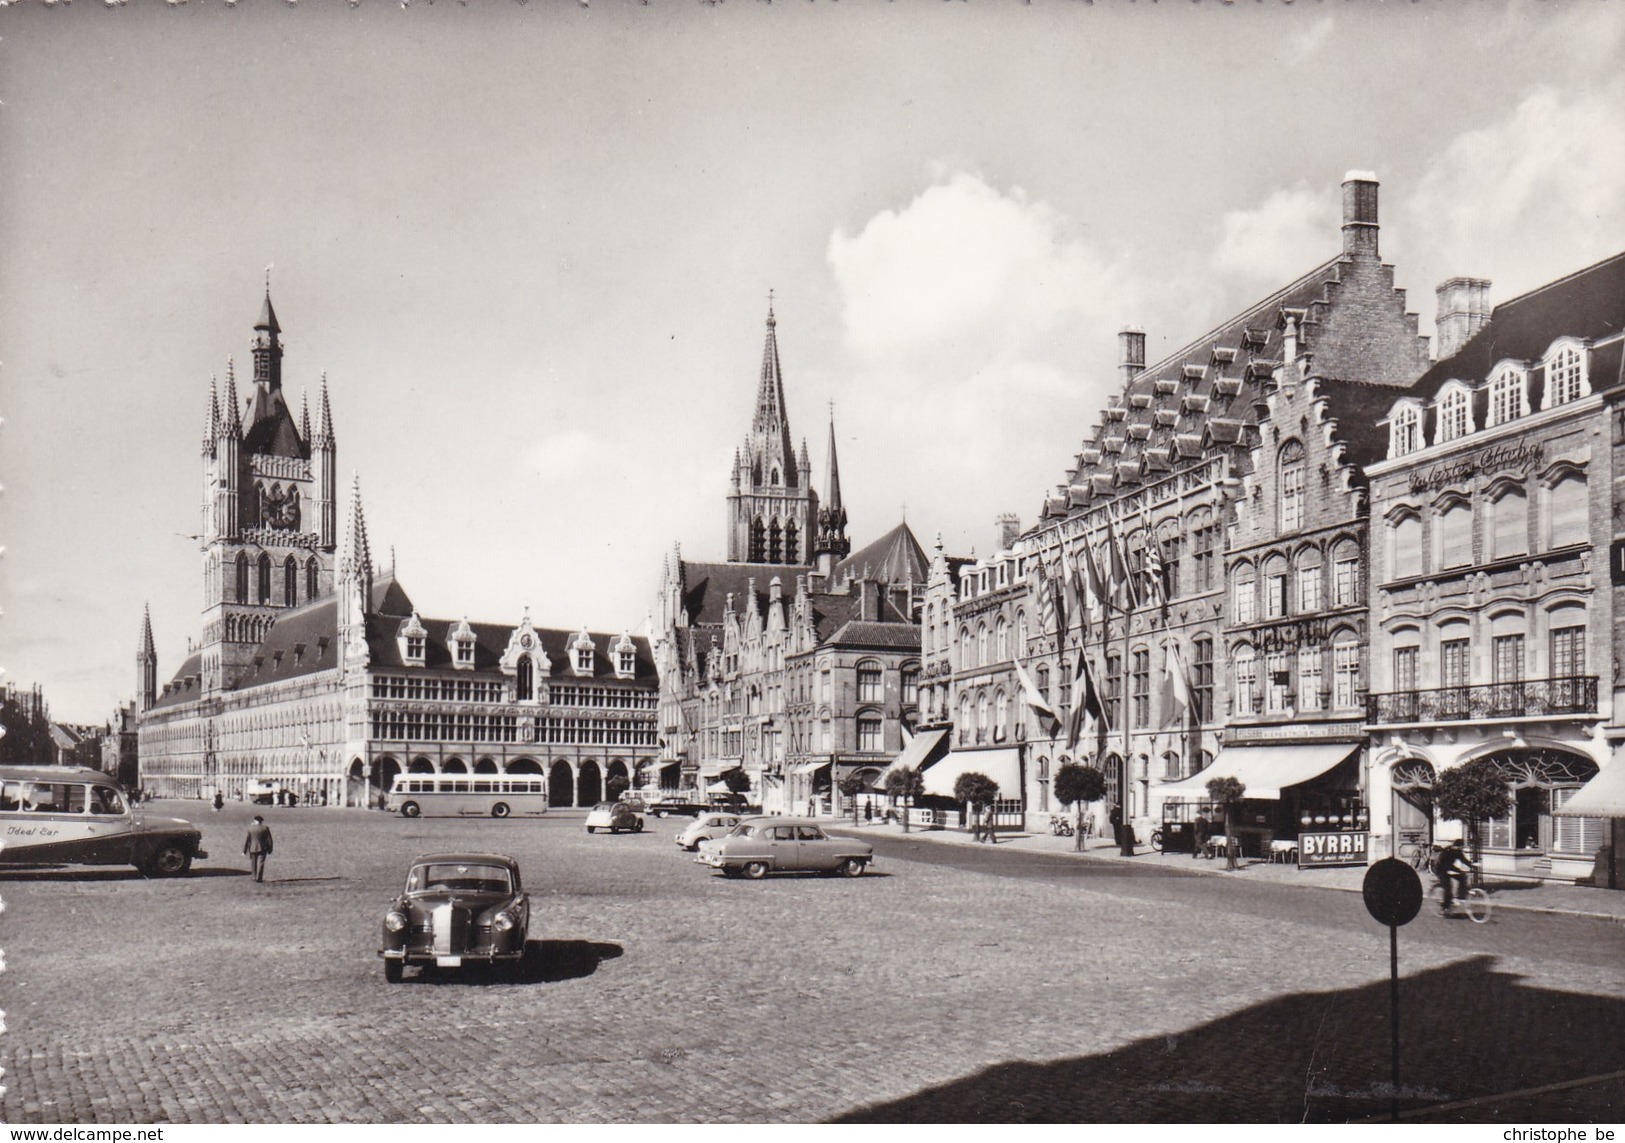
[1411, 249, 1625, 406]
[831, 521, 929, 586]
[678, 560, 804, 627]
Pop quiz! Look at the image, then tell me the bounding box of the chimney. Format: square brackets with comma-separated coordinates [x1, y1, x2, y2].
[1118, 327, 1146, 388]
[1341, 171, 1379, 258]
[994, 512, 1021, 552]
[858, 577, 881, 622]
[1434, 276, 1492, 360]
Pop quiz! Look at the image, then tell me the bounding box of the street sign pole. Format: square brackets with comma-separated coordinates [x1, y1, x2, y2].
[1362, 856, 1423, 1123]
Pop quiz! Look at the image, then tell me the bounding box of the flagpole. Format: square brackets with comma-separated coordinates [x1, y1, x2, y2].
[1120, 541, 1136, 858]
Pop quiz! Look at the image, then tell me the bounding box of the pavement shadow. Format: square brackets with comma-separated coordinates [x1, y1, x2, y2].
[833, 956, 1625, 1123]
[408, 940, 624, 987]
[0, 866, 246, 881]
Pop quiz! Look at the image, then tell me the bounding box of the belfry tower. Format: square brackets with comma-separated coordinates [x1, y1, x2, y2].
[198, 286, 339, 692]
[725, 300, 819, 565]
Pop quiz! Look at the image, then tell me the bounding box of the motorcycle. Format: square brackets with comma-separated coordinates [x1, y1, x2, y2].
[1050, 817, 1074, 837]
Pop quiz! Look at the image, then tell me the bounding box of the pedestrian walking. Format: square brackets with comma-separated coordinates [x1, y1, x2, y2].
[213, 789, 224, 813]
[1193, 810, 1210, 859]
[1109, 803, 1123, 849]
[244, 815, 274, 883]
[985, 803, 997, 845]
[970, 804, 984, 842]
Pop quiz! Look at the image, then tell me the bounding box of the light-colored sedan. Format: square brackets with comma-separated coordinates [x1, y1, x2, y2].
[696, 817, 874, 879]
[584, 802, 644, 834]
[675, 812, 742, 852]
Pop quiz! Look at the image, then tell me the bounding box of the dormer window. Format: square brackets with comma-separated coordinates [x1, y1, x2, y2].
[571, 629, 596, 676]
[1435, 384, 1473, 444]
[448, 617, 477, 671]
[1543, 342, 1587, 408]
[1488, 365, 1527, 427]
[397, 612, 428, 667]
[1390, 404, 1421, 458]
[613, 633, 637, 679]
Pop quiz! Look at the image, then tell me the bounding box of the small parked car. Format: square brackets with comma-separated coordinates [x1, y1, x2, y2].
[675, 812, 742, 852]
[648, 799, 711, 819]
[585, 801, 644, 834]
[378, 853, 529, 983]
[696, 817, 874, 879]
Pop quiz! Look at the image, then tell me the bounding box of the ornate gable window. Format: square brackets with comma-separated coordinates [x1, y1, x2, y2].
[1543, 342, 1587, 408]
[1489, 365, 1527, 427]
[1435, 384, 1474, 444]
[1278, 439, 1306, 533]
[397, 612, 428, 667]
[448, 618, 477, 670]
[1390, 404, 1421, 458]
[571, 628, 596, 676]
[613, 632, 637, 679]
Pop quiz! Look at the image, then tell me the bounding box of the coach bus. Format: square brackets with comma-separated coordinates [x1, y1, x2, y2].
[385, 774, 549, 819]
[0, 765, 209, 876]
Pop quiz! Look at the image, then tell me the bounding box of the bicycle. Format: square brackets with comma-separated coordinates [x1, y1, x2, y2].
[1398, 839, 1440, 873]
[1427, 879, 1491, 923]
[1149, 826, 1164, 853]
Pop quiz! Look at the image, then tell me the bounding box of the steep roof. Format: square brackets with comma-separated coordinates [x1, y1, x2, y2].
[831, 521, 929, 586]
[824, 620, 920, 652]
[677, 561, 804, 628]
[241, 388, 306, 458]
[366, 617, 656, 682]
[151, 650, 207, 710]
[1311, 378, 1415, 470]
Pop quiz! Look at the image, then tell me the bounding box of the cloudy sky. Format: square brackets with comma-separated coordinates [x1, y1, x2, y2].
[3, 0, 1624, 720]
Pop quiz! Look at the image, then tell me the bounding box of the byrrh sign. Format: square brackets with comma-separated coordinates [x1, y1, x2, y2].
[1408, 441, 1544, 495]
[1298, 830, 1370, 868]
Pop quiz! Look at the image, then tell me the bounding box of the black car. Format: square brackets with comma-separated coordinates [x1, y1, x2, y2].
[647, 800, 711, 818]
[378, 853, 529, 983]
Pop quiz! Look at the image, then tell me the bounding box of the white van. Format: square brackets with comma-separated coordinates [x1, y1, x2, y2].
[0, 765, 209, 876]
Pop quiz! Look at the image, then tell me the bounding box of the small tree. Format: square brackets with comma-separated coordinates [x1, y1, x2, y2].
[1206, 775, 1247, 870]
[719, 767, 751, 795]
[1055, 763, 1107, 852]
[884, 766, 924, 832]
[838, 773, 867, 824]
[954, 772, 1001, 839]
[606, 775, 630, 802]
[1432, 758, 1512, 883]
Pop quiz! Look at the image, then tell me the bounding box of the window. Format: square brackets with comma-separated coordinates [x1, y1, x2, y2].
[1393, 646, 1418, 692]
[1191, 516, 1217, 591]
[306, 557, 319, 601]
[1548, 472, 1588, 548]
[515, 655, 534, 702]
[1436, 387, 1471, 443]
[1192, 637, 1214, 723]
[1493, 634, 1525, 683]
[977, 693, 990, 741]
[959, 629, 973, 671]
[1104, 654, 1122, 728]
[1489, 367, 1525, 426]
[1279, 440, 1305, 532]
[1552, 786, 1606, 857]
[995, 618, 1008, 661]
[1058, 662, 1072, 715]
[405, 634, 425, 661]
[1391, 405, 1421, 457]
[995, 691, 1009, 740]
[1333, 550, 1359, 607]
[1296, 560, 1322, 613]
[1391, 515, 1423, 580]
[901, 668, 919, 706]
[977, 624, 989, 667]
[821, 672, 832, 703]
[1333, 641, 1361, 709]
[1546, 344, 1584, 407]
[1265, 570, 1288, 618]
[1490, 487, 1529, 559]
[957, 695, 973, 745]
[1234, 569, 1256, 624]
[819, 719, 832, 752]
[1440, 638, 1470, 688]
[1234, 646, 1258, 716]
[1131, 649, 1150, 728]
[283, 555, 298, 607]
[1551, 625, 1585, 679]
[857, 666, 882, 703]
[257, 553, 272, 603]
[1297, 647, 1323, 711]
[1438, 501, 1473, 568]
[857, 716, 882, 753]
[236, 552, 249, 604]
[1266, 650, 1292, 712]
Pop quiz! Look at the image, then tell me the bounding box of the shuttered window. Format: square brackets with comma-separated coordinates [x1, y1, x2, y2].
[1552, 786, 1605, 855]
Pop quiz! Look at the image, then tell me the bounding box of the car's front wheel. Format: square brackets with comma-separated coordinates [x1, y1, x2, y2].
[143, 844, 192, 878]
[742, 861, 768, 880]
[586, 826, 597, 833]
[633, 820, 644, 833]
[491, 803, 510, 819]
[839, 858, 867, 878]
[384, 958, 403, 984]
[400, 802, 421, 818]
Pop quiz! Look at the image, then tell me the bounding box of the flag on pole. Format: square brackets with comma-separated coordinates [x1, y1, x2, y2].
[1081, 533, 1108, 617]
[1143, 537, 1168, 620]
[1065, 650, 1107, 753]
[1159, 642, 1194, 729]
[1104, 517, 1129, 610]
[1049, 558, 1068, 639]
[1014, 658, 1061, 740]
[1060, 543, 1085, 641]
[1032, 560, 1056, 635]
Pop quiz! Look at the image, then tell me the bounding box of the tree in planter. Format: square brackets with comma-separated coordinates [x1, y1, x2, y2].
[1432, 758, 1512, 885]
[953, 772, 1001, 842]
[606, 775, 630, 803]
[1054, 763, 1107, 853]
[838, 773, 867, 825]
[1206, 776, 1247, 871]
[884, 766, 924, 832]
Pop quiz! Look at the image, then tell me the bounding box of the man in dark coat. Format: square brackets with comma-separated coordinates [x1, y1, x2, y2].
[1193, 811, 1211, 859]
[1109, 803, 1123, 849]
[244, 815, 274, 883]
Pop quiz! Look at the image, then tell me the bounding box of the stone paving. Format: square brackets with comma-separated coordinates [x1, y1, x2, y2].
[2, 801, 1622, 1123]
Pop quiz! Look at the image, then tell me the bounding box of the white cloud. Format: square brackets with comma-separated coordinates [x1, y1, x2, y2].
[1400, 81, 1625, 315]
[526, 428, 600, 485]
[1211, 183, 1338, 291]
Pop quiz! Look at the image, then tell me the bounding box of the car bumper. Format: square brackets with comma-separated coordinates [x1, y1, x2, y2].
[194, 848, 209, 860]
[380, 949, 525, 964]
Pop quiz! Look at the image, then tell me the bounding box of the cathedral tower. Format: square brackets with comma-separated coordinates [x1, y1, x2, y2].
[198, 287, 338, 692]
[136, 604, 157, 712]
[725, 301, 819, 565]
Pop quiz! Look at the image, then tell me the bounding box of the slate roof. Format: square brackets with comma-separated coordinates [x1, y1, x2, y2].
[1312, 378, 1416, 470]
[367, 615, 655, 682]
[151, 650, 207, 710]
[825, 621, 921, 652]
[677, 561, 805, 627]
[831, 521, 929, 586]
[241, 387, 307, 458]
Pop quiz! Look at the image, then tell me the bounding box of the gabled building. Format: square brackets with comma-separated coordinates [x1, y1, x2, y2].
[137, 291, 658, 807]
[653, 306, 924, 814]
[1364, 251, 1625, 880]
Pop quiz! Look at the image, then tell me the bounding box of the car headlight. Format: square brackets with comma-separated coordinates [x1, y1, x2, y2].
[492, 911, 516, 932]
[385, 911, 408, 932]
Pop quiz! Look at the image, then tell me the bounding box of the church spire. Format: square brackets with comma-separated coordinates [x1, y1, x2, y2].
[223, 358, 242, 434]
[136, 604, 157, 712]
[203, 375, 220, 453]
[814, 409, 850, 573]
[748, 299, 796, 488]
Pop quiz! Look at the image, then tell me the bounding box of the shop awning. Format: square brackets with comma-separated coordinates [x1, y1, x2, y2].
[1155, 742, 1360, 801]
[923, 748, 1021, 799]
[790, 761, 830, 776]
[1555, 764, 1625, 818]
[705, 780, 733, 793]
[874, 728, 950, 788]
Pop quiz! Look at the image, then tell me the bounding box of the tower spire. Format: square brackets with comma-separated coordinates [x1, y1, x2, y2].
[224, 358, 242, 433]
[299, 385, 312, 445]
[751, 300, 795, 484]
[136, 604, 157, 712]
[203, 375, 221, 450]
[252, 282, 283, 390]
[139, 603, 155, 656]
[315, 372, 334, 444]
[814, 407, 850, 574]
[345, 470, 373, 576]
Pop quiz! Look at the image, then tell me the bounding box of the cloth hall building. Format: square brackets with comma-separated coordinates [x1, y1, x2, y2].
[136, 292, 658, 808]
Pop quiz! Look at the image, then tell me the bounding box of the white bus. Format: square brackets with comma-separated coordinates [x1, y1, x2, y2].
[0, 765, 210, 876]
[385, 774, 549, 819]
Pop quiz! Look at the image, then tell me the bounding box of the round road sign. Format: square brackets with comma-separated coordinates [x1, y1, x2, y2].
[1362, 857, 1423, 927]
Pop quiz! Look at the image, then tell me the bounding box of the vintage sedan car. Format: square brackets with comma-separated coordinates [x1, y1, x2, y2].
[378, 853, 529, 983]
[696, 817, 874, 879]
[648, 799, 711, 819]
[674, 812, 742, 852]
[584, 801, 644, 834]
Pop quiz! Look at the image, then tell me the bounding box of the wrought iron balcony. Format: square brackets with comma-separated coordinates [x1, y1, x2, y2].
[1366, 676, 1597, 725]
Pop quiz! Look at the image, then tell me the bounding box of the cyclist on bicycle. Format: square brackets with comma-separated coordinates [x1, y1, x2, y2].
[1433, 838, 1475, 914]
